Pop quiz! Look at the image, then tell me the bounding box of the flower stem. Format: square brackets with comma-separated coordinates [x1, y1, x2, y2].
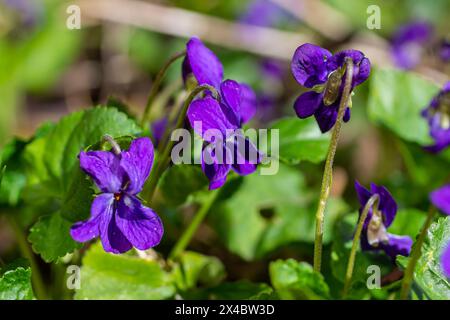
[313, 58, 354, 272]
[144, 84, 219, 202]
[140, 50, 186, 127]
[399, 206, 436, 300]
[342, 194, 380, 298]
[8, 215, 48, 300]
[169, 189, 220, 260]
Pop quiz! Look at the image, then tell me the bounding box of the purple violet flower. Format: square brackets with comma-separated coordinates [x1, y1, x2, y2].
[291, 43, 371, 133]
[441, 243, 450, 278]
[182, 37, 261, 190]
[70, 137, 163, 254]
[421, 82, 450, 153]
[355, 181, 413, 260]
[391, 21, 433, 70]
[430, 184, 450, 216]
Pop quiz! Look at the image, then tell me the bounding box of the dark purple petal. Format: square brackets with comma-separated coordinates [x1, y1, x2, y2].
[120, 137, 154, 195]
[185, 37, 223, 88]
[294, 91, 323, 119]
[70, 193, 113, 243]
[441, 243, 450, 278]
[239, 83, 257, 124]
[201, 144, 232, 190]
[291, 43, 332, 88]
[99, 200, 133, 254]
[380, 234, 413, 260]
[327, 50, 370, 87]
[231, 136, 261, 176]
[343, 107, 351, 122]
[430, 184, 450, 215]
[355, 180, 372, 208]
[188, 96, 238, 139]
[79, 150, 123, 193]
[370, 183, 397, 227]
[115, 195, 163, 250]
[314, 103, 338, 133]
[220, 79, 241, 126]
[391, 21, 433, 70]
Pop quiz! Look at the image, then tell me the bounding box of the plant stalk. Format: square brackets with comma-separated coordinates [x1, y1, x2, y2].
[169, 189, 220, 260]
[342, 194, 380, 298]
[8, 216, 48, 300]
[399, 206, 436, 300]
[141, 50, 186, 127]
[313, 58, 354, 272]
[144, 84, 219, 202]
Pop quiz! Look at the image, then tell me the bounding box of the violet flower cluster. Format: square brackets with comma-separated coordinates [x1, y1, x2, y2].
[355, 181, 412, 260]
[70, 137, 163, 254]
[291, 43, 371, 133]
[421, 82, 450, 153]
[183, 37, 261, 190]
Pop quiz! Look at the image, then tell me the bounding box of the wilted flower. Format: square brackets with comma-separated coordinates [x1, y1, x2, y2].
[391, 21, 433, 70]
[291, 43, 370, 133]
[355, 181, 412, 260]
[421, 82, 450, 153]
[70, 137, 163, 254]
[182, 38, 261, 189]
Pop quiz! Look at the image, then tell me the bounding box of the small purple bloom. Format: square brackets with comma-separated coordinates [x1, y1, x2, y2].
[182, 38, 261, 189]
[355, 181, 412, 260]
[430, 184, 450, 216]
[291, 43, 370, 133]
[441, 243, 450, 278]
[391, 21, 433, 70]
[70, 137, 163, 254]
[421, 82, 450, 153]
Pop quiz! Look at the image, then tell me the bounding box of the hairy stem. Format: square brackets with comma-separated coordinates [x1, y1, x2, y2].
[399, 206, 436, 300]
[144, 84, 219, 202]
[8, 216, 48, 300]
[342, 194, 380, 298]
[169, 189, 220, 260]
[313, 58, 354, 272]
[141, 50, 186, 127]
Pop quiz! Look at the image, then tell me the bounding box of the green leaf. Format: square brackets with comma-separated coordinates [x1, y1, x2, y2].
[28, 213, 82, 263]
[330, 213, 392, 289]
[24, 107, 140, 261]
[173, 251, 226, 291]
[210, 164, 347, 260]
[0, 138, 28, 206]
[75, 243, 176, 300]
[267, 117, 330, 164]
[270, 259, 330, 300]
[159, 165, 208, 207]
[388, 208, 427, 239]
[0, 267, 34, 300]
[368, 68, 439, 144]
[397, 217, 450, 300]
